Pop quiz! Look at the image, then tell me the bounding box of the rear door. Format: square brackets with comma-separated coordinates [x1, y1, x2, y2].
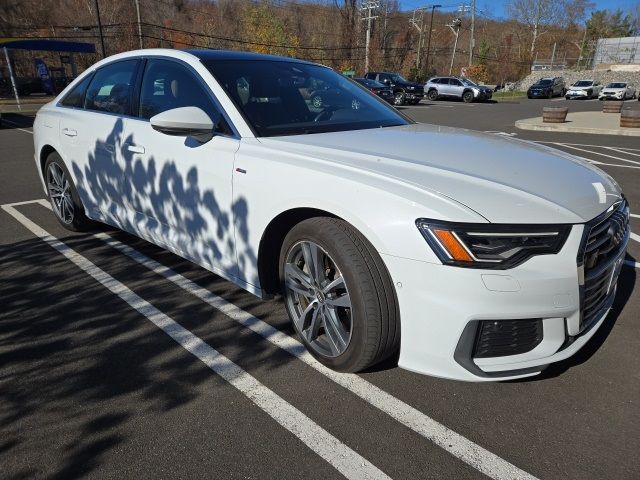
[58, 59, 140, 218]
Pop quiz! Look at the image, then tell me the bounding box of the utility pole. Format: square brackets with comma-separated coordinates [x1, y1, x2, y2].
[468, 0, 475, 65]
[423, 4, 441, 78]
[446, 17, 462, 75]
[550, 42, 557, 68]
[134, 0, 143, 49]
[360, 1, 380, 74]
[94, 0, 106, 58]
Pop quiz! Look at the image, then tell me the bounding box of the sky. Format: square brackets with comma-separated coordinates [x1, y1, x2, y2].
[400, 0, 639, 21]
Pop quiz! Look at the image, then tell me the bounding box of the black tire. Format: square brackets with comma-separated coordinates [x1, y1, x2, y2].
[394, 91, 406, 106]
[279, 217, 400, 372]
[44, 152, 94, 231]
[462, 90, 474, 103]
[427, 89, 438, 101]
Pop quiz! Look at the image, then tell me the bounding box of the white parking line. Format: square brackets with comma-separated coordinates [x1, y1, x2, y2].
[632, 232, 640, 244]
[625, 260, 640, 269]
[33, 199, 538, 480]
[535, 141, 640, 153]
[605, 147, 640, 158]
[631, 213, 640, 219]
[552, 143, 640, 166]
[2, 203, 392, 480]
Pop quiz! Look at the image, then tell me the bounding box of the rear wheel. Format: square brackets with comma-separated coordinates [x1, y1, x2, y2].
[280, 217, 399, 372]
[44, 152, 93, 231]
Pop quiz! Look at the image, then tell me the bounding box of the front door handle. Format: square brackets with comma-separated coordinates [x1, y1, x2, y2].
[62, 128, 77, 137]
[126, 144, 145, 154]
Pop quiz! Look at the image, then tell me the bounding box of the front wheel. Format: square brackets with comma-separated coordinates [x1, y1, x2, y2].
[462, 91, 474, 103]
[280, 217, 400, 372]
[44, 152, 94, 231]
[427, 89, 438, 101]
[393, 92, 406, 106]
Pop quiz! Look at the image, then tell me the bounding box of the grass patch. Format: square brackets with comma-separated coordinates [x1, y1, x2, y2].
[492, 91, 527, 101]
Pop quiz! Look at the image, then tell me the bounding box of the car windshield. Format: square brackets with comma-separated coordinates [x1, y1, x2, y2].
[357, 78, 385, 88]
[607, 83, 626, 88]
[573, 81, 592, 87]
[390, 73, 409, 83]
[536, 79, 553, 86]
[204, 59, 410, 137]
[461, 78, 478, 86]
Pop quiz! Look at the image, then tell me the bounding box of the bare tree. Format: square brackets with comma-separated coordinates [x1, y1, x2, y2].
[507, 0, 567, 55]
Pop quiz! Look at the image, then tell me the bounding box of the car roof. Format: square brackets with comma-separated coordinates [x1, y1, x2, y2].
[184, 48, 317, 65]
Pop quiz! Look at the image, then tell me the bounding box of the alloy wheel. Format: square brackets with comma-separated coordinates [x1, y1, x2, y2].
[47, 162, 74, 224]
[284, 240, 352, 357]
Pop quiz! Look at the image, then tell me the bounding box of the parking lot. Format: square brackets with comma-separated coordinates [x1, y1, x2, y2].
[1, 98, 638, 480]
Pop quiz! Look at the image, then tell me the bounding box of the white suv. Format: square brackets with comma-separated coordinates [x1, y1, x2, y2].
[424, 76, 493, 102]
[33, 49, 629, 381]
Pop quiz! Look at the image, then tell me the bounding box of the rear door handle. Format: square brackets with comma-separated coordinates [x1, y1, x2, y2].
[62, 128, 77, 137]
[126, 144, 145, 154]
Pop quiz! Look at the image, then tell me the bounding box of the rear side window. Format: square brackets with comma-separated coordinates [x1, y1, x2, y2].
[84, 60, 138, 114]
[60, 74, 93, 108]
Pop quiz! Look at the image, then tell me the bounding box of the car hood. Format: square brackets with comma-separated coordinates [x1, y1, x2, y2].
[258, 123, 621, 224]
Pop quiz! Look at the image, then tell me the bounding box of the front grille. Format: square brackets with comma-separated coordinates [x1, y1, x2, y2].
[578, 201, 630, 331]
[473, 319, 543, 358]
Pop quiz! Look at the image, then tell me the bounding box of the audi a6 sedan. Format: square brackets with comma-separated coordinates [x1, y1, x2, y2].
[33, 49, 630, 381]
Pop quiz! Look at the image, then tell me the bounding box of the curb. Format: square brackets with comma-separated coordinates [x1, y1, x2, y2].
[515, 117, 640, 136]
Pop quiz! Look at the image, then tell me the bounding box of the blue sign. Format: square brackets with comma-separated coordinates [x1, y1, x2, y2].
[34, 58, 55, 95]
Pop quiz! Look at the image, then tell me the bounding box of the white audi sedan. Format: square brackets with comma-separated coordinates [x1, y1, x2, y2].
[33, 49, 630, 381]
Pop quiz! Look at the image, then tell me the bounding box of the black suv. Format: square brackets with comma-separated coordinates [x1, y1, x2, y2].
[527, 77, 566, 99]
[364, 72, 424, 106]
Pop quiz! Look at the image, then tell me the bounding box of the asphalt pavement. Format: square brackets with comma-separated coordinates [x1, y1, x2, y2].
[1, 98, 638, 480]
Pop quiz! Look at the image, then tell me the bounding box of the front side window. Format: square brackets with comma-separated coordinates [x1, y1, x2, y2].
[84, 60, 138, 114]
[60, 74, 93, 108]
[205, 59, 410, 137]
[449, 79, 463, 86]
[139, 59, 223, 127]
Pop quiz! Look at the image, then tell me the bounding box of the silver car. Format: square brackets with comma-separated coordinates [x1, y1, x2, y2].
[424, 76, 493, 103]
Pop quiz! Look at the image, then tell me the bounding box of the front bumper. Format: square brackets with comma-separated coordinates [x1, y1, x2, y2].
[528, 90, 552, 98]
[599, 92, 624, 99]
[382, 222, 628, 382]
[474, 90, 493, 100]
[404, 91, 424, 100]
[566, 90, 590, 98]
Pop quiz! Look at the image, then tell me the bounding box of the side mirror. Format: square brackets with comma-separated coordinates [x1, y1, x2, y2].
[150, 106, 216, 142]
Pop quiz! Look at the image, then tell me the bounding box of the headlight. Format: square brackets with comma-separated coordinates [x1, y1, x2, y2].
[415, 219, 571, 269]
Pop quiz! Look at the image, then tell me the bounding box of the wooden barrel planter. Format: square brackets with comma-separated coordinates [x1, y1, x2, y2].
[542, 107, 568, 123]
[620, 109, 640, 128]
[603, 101, 624, 113]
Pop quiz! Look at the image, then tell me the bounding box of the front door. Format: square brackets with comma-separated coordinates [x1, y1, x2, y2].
[118, 58, 240, 280]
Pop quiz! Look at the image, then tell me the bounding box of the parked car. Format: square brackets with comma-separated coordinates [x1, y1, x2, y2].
[34, 49, 629, 381]
[565, 79, 602, 99]
[363, 71, 424, 105]
[353, 77, 394, 103]
[598, 82, 636, 100]
[424, 76, 493, 103]
[527, 77, 566, 98]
